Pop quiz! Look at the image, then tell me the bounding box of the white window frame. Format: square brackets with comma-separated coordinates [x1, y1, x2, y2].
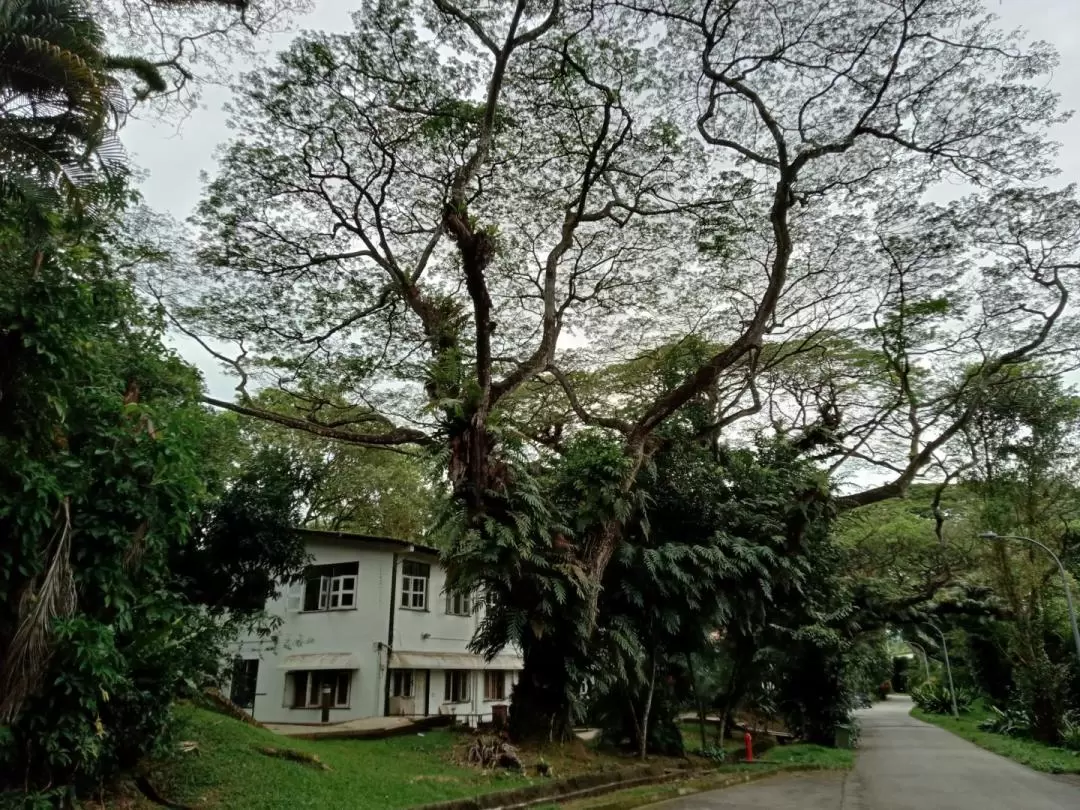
[294, 670, 351, 709]
[285, 582, 304, 612]
[484, 670, 506, 701]
[391, 670, 414, 698]
[300, 562, 359, 612]
[329, 574, 356, 609]
[444, 670, 470, 703]
[400, 561, 429, 611]
[445, 590, 472, 616]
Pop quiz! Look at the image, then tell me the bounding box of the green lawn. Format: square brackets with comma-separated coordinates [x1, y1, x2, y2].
[129, 706, 854, 810]
[132, 704, 528, 810]
[911, 704, 1080, 774]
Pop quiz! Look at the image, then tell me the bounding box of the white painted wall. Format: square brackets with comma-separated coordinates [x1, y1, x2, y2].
[234, 539, 394, 723]
[232, 536, 518, 726]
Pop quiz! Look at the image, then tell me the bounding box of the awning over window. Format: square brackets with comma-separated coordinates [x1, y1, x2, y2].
[389, 651, 524, 671]
[278, 653, 360, 671]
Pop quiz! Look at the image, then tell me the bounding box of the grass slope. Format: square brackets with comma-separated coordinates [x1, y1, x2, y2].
[134, 705, 527, 809]
[911, 704, 1080, 774]
[129, 706, 853, 810]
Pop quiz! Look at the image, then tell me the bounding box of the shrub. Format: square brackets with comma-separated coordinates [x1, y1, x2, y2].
[910, 681, 973, 714]
[978, 704, 1031, 738]
[693, 745, 729, 763]
[1061, 716, 1080, 752]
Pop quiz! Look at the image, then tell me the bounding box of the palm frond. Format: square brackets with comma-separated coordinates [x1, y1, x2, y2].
[0, 498, 77, 722]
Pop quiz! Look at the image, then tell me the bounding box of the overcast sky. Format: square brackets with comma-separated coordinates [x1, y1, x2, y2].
[125, 0, 1080, 398]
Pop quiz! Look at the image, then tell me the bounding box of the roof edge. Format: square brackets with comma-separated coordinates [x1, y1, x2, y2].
[294, 527, 441, 557]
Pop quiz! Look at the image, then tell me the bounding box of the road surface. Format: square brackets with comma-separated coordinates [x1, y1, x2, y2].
[655, 695, 1080, 809]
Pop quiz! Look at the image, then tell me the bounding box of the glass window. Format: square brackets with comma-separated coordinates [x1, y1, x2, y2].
[484, 671, 506, 701]
[400, 560, 430, 610]
[229, 658, 259, 708]
[292, 670, 351, 708]
[285, 581, 303, 612]
[329, 574, 356, 608]
[444, 670, 469, 703]
[391, 670, 414, 698]
[445, 590, 472, 616]
[301, 563, 359, 611]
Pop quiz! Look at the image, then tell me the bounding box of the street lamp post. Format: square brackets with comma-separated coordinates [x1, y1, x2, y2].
[906, 640, 932, 682]
[980, 531, 1080, 667]
[928, 620, 959, 719]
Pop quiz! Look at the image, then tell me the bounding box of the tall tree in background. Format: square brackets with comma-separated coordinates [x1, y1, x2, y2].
[93, 0, 309, 113]
[965, 373, 1080, 743]
[169, 0, 1080, 737]
[171, 446, 312, 615]
[235, 391, 438, 539]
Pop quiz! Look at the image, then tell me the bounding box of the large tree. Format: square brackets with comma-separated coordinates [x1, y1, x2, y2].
[173, 0, 1080, 736]
[93, 0, 309, 113]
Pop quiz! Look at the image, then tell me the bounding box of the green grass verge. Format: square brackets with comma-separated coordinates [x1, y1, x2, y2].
[757, 743, 854, 769]
[132, 704, 528, 809]
[911, 704, 1080, 774]
[129, 706, 853, 810]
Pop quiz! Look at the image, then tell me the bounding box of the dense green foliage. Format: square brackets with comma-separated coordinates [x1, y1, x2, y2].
[171, 447, 312, 615]
[234, 391, 438, 540]
[0, 135, 309, 810]
[0, 194, 220, 799]
[4, 0, 1080, 804]
[910, 682, 974, 715]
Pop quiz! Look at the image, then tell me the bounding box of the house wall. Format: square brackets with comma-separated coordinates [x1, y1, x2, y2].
[234, 539, 394, 724]
[232, 537, 518, 726]
[393, 559, 480, 652]
[424, 669, 517, 725]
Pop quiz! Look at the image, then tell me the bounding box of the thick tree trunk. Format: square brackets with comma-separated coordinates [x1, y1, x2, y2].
[639, 654, 658, 759]
[508, 636, 576, 743]
[687, 653, 707, 751]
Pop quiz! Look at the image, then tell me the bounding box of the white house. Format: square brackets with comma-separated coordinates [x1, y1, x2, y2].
[229, 528, 522, 726]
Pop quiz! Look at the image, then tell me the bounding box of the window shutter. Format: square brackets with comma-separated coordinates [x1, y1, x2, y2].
[285, 582, 303, 612]
[336, 672, 349, 705]
[293, 672, 309, 708]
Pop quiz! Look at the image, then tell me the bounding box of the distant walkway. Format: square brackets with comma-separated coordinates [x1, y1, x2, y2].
[650, 695, 1080, 809]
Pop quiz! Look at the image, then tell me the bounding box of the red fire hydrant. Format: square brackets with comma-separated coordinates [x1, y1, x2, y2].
[744, 731, 753, 762]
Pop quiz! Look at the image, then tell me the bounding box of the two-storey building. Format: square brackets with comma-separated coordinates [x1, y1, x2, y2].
[229, 528, 521, 725]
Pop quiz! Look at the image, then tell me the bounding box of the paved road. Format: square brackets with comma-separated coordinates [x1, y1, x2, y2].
[654, 695, 1080, 809]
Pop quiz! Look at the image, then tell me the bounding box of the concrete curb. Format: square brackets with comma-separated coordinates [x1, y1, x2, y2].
[566, 764, 838, 810]
[409, 762, 844, 810]
[408, 764, 702, 810]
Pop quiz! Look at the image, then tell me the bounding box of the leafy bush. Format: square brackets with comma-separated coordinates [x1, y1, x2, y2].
[1061, 716, 1080, 752]
[0, 199, 308, 802]
[910, 681, 973, 714]
[693, 745, 730, 763]
[978, 704, 1031, 738]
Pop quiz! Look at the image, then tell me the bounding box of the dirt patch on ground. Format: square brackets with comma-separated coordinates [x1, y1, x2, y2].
[447, 729, 703, 780]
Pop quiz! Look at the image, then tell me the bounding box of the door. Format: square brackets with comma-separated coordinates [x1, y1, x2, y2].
[229, 658, 259, 709]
